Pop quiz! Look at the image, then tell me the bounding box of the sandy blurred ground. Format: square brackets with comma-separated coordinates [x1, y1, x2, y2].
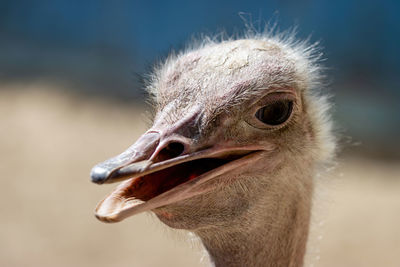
[0, 82, 399, 267]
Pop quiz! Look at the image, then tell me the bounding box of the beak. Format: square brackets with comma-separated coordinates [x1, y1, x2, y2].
[90, 132, 160, 185]
[90, 130, 269, 223]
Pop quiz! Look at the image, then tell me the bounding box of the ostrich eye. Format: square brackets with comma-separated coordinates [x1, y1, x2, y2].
[255, 100, 293, 125]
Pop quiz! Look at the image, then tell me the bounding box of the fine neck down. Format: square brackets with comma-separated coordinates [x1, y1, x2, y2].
[195, 171, 314, 267]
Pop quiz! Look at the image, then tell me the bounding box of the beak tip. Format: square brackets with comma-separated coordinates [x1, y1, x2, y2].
[90, 165, 110, 184]
[94, 212, 122, 223]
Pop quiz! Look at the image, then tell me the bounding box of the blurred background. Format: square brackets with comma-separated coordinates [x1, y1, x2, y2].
[1, 1, 399, 266]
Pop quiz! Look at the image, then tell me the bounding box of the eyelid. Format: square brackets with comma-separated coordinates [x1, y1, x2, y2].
[245, 88, 296, 106]
[255, 92, 296, 107]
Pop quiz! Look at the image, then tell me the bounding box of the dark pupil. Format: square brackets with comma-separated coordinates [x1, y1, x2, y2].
[255, 101, 293, 125]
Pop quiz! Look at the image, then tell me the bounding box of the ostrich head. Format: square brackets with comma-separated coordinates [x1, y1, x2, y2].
[91, 33, 334, 262]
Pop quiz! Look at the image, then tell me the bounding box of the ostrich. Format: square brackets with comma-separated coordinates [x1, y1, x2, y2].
[91, 31, 335, 267]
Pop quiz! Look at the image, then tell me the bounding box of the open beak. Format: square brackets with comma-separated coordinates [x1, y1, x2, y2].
[90, 131, 265, 223]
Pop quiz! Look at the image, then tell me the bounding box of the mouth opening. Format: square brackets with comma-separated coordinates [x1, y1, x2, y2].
[94, 148, 265, 222]
[121, 152, 249, 202]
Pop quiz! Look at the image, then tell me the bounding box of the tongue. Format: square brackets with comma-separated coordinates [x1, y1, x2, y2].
[122, 158, 229, 201]
[133, 163, 198, 201]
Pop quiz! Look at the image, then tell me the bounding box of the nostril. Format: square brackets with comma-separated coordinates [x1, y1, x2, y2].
[154, 141, 186, 162]
[165, 142, 185, 158]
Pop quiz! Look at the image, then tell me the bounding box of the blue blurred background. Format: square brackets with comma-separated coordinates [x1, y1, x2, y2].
[1, 2, 400, 267]
[1, 0, 399, 158]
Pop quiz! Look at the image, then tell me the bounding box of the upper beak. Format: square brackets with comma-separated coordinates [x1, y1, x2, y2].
[90, 131, 161, 185]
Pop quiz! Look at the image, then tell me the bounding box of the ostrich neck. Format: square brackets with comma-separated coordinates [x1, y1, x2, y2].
[195, 173, 313, 267]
